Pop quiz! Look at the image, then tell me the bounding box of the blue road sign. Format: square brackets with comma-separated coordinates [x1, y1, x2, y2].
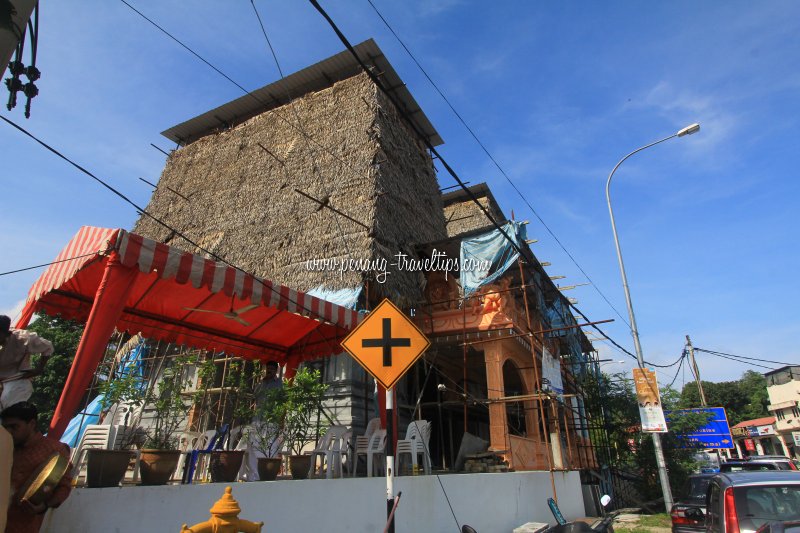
[664, 407, 734, 449]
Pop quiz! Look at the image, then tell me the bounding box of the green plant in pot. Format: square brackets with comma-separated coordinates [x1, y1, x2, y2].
[282, 367, 328, 480]
[208, 359, 252, 482]
[247, 384, 287, 481]
[137, 354, 194, 485]
[88, 365, 145, 488]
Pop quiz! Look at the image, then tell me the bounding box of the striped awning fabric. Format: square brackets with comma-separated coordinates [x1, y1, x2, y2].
[22, 226, 361, 359]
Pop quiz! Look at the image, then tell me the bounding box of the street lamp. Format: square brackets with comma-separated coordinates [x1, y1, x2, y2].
[605, 122, 700, 513]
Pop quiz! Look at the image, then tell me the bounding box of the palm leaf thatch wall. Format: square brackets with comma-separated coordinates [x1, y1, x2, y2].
[134, 72, 446, 307]
[442, 183, 507, 238]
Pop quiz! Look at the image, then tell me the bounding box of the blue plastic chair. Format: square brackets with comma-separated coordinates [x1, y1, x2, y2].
[184, 424, 229, 483]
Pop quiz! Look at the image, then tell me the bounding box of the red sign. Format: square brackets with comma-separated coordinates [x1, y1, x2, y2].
[743, 438, 755, 452]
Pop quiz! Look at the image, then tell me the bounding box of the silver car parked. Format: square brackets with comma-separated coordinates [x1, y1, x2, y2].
[705, 471, 800, 533]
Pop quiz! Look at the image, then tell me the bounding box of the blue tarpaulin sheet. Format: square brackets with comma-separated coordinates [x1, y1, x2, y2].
[306, 286, 363, 310]
[460, 221, 527, 295]
[60, 342, 146, 447]
[60, 395, 103, 448]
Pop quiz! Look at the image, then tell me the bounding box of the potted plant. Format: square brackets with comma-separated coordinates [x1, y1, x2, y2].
[247, 384, 287, 481]
[88, 366, 145, 488]
[282, 367, 328, 479]
[137, 354, 194, 485]
[208, 359, 251, 482]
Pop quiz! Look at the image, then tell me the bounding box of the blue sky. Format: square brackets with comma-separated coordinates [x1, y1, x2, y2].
[1, 1, 798, 385]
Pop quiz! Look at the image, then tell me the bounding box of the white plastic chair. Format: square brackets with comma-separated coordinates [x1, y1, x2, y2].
[395, 420, 432, 475]
[358, 429, 386, 478]
[308, 425, 349, 479]
[70, 424, 117, 480]
[354, 418, 381, 456]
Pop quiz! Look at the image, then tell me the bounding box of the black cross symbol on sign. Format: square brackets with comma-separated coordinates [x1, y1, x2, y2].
[362, 318, 411, 366]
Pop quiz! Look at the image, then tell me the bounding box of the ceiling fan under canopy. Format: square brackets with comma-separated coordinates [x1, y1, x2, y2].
[183, 303, 259, 326]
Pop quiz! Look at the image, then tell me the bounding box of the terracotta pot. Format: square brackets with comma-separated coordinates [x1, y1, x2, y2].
[289, 454, 311, 480]
[139, 449, 181, 485]
[209, 450, 245, 483]
[257, 457, 282, 481]
[86, 449, 133, 488]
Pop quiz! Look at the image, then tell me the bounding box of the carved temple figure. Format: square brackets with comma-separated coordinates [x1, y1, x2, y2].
[425, 270, 460, 311]
[472, 278, 512, 315]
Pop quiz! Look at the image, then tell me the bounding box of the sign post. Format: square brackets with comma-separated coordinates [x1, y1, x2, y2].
[664, 407, 734, 449]
[341, 299, 431, 533]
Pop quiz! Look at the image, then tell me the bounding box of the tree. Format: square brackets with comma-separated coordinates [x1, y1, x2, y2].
[581, 371, 711, 502]
[677, 370, 769, 425]
[26, 314, 84, 430]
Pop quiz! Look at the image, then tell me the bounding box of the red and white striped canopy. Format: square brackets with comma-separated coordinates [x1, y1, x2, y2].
[21, 226, 361, 360]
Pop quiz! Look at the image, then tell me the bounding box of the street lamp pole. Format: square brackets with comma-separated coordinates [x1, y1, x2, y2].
[605, 122, 699, 512]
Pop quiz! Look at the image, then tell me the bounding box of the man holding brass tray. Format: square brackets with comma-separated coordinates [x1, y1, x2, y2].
[2, 402, 72, 533]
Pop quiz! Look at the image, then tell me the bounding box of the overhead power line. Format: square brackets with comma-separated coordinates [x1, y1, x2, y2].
[249, 0, 355, 259]
[697, 349, 775, 371]
[365, 0, 631, 329]
[118, 0, 643, 368]
[665, 350, 687, 390]
[309, 0, 652, 374]
[694, 347, 794, 368]
[0, 114, 344, 355]
[0, 251, 106, 277]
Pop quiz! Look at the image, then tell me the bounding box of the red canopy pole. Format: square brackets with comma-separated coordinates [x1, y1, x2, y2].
[48, 251, 138, 439]
[14, 302, 36, 329]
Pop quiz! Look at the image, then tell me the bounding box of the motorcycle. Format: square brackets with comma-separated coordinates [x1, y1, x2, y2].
[459, 494, 618, 533]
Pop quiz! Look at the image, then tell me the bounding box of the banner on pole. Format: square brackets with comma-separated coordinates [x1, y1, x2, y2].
[633, 368, 667, 433]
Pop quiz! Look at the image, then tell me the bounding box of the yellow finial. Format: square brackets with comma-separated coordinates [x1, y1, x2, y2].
[180, 486, 263, 533]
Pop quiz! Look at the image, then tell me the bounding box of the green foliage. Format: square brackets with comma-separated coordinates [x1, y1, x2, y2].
[677, 370, 769, 425]
[142, 353, 194, 450]
[224, 360, 256, 443]
[27, 314, 83, 430]
[96, 365, 145, 412]
[248, 385, 287, 457]
[581, 370, 711, 501]
[282, 367, 328, 456]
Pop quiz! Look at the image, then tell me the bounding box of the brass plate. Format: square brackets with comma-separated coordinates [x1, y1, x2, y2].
[20, 452, 68, 505]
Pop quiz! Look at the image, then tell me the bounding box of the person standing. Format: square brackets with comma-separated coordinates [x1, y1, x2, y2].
[1, 426, 12, 532]
[2, 402, 72, 533]
[0, 316, 54, 410]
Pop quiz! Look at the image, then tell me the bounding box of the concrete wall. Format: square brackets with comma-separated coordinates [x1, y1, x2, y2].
[42, 471, 583, 533]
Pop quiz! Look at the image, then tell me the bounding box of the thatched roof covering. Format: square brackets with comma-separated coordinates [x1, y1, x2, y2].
[162, 39, 443, 148]
[135, 66, 446, 307]
[442, 183, 507, 238]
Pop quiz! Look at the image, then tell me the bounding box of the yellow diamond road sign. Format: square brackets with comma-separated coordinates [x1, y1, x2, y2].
[341, 298, 430, 390]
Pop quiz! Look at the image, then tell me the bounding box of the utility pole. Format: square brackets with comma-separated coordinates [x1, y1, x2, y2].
[685, 335, 707, 405]
[686, 335, 723, 462]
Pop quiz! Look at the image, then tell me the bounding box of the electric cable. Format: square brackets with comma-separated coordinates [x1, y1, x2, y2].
[118, 0, 380, 219]
[696, 350, 775, 371]
[119, 0, 644, 369]
[249, 0, 354, 260]
[694, 347, 793, 367]
[0, 114, 349, 356]
[0, 251, 107, 277]
[665, 350, 686, 390]
[310, 0, 654, 384]
[365, 0, 631, 330]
